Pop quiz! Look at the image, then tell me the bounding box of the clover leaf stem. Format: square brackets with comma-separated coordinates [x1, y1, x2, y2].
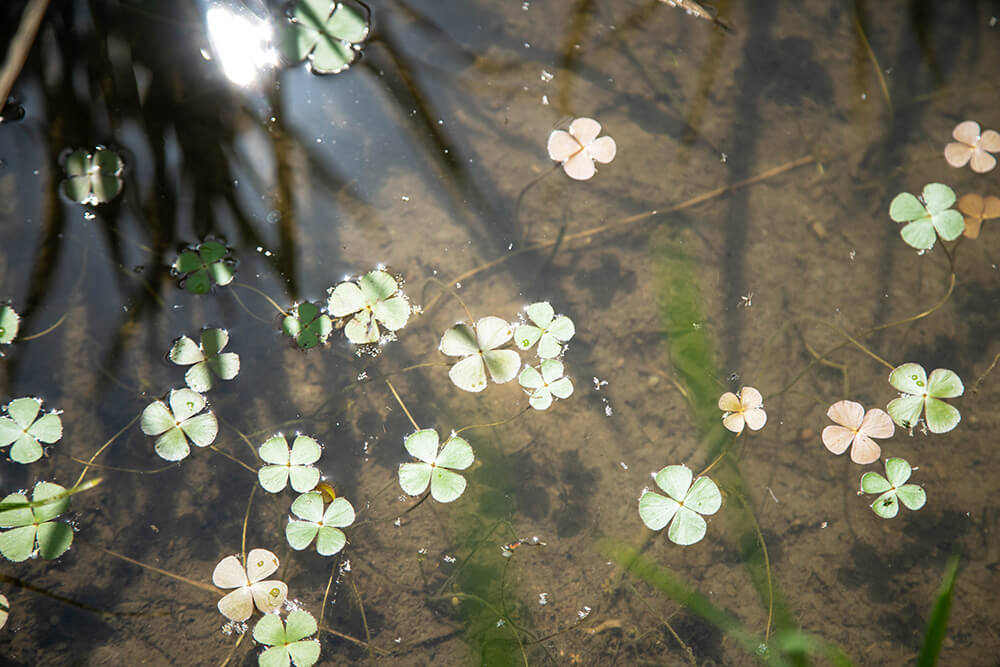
[453, 405, 531, 436]
[73, 413, 140, 487]
[385, 379, 420, 430]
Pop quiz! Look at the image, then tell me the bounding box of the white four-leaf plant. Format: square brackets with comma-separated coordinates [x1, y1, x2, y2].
[141, 388, 219, 461]
[169, 328, 240, 393]
[639, 465, 722, 546]
[258, 434, 322, 493]
[398, 429, 474, 503]
[212, 548, 288, 622]
[328, 270, 410, 345]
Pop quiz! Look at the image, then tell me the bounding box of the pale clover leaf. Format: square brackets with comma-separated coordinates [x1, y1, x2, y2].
[514, 302, 575, 358]
[718, 386, 766, 434]
[887, 363, 963, 434]
[0, 397, 63, 464]
[638, 465, 721, 546]
[169, 328, 240, 392]
[327, 270, 410, 345]
[0, 304, 20, 344]
[860, 458, 926, 519]
[398, 429, 474, 503]
[61, 146, 124, 205]
[439, 316, 520, 392]
[518, 359, 574, 410]
[888, 183, 964, 251]
[547, 117, 617, 181]
[212, 548, 288, 622]
[140, 388, 218, 461]
[258, 434, 322, 493]
[0, 481, 73, 562]
[253, 610, 322, 667]
[821, 400, 894, 465]
[285, 492, 355, 556]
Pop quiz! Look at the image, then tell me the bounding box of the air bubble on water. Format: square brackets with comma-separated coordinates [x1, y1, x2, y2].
[443, 554, 456, 563]
[357, 371, 368, 381]
[401, 194, 410, 201]
[83, 211, 95, 221]
[540, 70, 553, 82]
[496, 619, 505, 627]
[393, 517, 402, 527]
[542, 95, 549, 105]
[266, 210, 280, 224]
[577, 606, 592, 619]
[619, 461, 628, 470]
[522, 1, 529, 9]
[538, 593, 549, 605]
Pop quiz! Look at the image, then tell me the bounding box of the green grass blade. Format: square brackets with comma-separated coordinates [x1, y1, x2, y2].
[917, 554, 960, 667]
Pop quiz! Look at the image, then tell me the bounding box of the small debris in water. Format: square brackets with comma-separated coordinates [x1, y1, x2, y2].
[542, 95, 549, 105]
[443, 554, 456, 563]
[619, 461, 628, 470]
[538, 593, 549, 605]
[577, 606, 592, 619]
[593, 377, 608, 390]
[540, 70, 554, 82]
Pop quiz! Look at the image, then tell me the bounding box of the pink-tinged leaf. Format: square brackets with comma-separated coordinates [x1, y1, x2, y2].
[822, 425, 854, 455]
[849, 433, 881, 465]
[827, 399, 864, 429]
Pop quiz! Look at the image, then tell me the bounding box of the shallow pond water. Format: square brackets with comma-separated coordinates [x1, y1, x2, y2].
[1, 1, 999, 665]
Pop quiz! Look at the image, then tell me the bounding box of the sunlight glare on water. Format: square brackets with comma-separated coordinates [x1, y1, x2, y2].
[204, 3, 277, 87]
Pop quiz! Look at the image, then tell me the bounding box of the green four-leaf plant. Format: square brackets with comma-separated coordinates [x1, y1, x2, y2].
[515, 302, 575, 358]
[282, 302, 332, 349]
[398, 429, 474, 503]
[253, 609, 321, 667]
[281, 0, 369, 75]
[0, 304, 19, 344]
[286, 491, 355, 556]
[0, 482, 74, 562]
[169, 328, 240, 392]
[141, 388, 219, 461]
[173, 240, 235, 294]
[886, 363, 963, 433]
[0, 397, 63, 464]
[638, 465, 722, 546]
[327, 270, 410, 345]
[258, 434, 322, 493]
[518, 359, 574, 410]
[860, 458, 926, 519]
[62, 147, 124, 205]
[439, 316, 521, 393]
[889, 183, 964, 251]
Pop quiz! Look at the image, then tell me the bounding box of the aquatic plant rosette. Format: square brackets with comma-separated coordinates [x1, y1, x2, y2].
[860, 458, 926, 519]
[0, 304, 19, 344]
[718, 386, 766, 434]
[253, 609, 321, 667]
[944, 120, 1000, 174]
[286, 492, 355, 556]
[282, 302, 332, 349]
[212, 548, 288, 622]
[518, 359, 574, 410]
[439, 316, 521, 392]
[281, 0, 369, 75]
[398, 429, 474, 503]
[638, 465, 722, 546]
[173, 240, 235, 294]
[0, 482, 73, 562]
[821, 400, 894, 465]
[327, 270, 410, 345]
[169, 328, 240, 393]
[888, 183, 964, 251]
[258, 434, 322, 493]
[886, 363, 963, 434]
[547, 117, 617, 181]
[0, 397, 62, 464]
[140, 388, 219, 461]
[62, 147, 124, 205]
[514, 301, 575, 359]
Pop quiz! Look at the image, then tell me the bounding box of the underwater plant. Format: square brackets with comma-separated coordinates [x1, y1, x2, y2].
[398, 429, 474, 503]
[944, 120, 1000, 174]
[282, 302, 332, 349]
[439, 316, 521, 392]
[61, 146, 124, 205]
[514, 301, 575, 359]
[0, 397, 63, 464]
[140, 388, 219, 461]
[285, 491, 355, 556]
[546, 117, 617, 181]
[0, 482, 74, 562]
[281, 0, 369, 75]
[253, 609, 321, 667]
[169, 328, 241, 393]
[860, 458, 926, 519]
[886, 363, 963, 434]
[888, 183, 964, 251]
[173, 240, 236, 294]
[212, 548, 288, 622]
[821, 400, 894, 465]
[327, 270, 410, 345]
[638, 465, 722, 546]
[258, 434, 322, 494]
[957, 193, 1000, 239]
[518, 359, 574, 410]
[718, 386, 766, 434]
[0, 304, 19, 344]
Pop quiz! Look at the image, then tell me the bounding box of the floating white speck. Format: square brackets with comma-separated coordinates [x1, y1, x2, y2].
[542, 95, 549, 105]
[538, 593, 549, 605]
[820, 521, 828, 528]
[522, 1, 529, 9]
[720, 153, 728, 163]
[619, 461, 628, 470]
[577, 606, 592, 619]
[540, 70, 554, 82]
[401, 195, 410, 201]
[443, 554, 456, 563]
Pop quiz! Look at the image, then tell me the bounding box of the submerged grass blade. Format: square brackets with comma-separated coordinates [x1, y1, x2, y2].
[917, 554, 961, 667]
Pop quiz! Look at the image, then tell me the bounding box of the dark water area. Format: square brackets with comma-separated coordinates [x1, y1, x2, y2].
[1, 0, 999, 664]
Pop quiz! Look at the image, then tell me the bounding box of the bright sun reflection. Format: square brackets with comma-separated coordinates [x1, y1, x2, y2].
[205, 6, 277, 87]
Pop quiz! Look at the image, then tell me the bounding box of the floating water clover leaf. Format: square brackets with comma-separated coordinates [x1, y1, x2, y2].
[718, 386, 766, 434]
[860, 458, 926, 519]
[327, 270, 410, 345]
[638, 465, 721, 546]
[259, 434, 322, 493]
[889, 184, 964, 251]
[515, 302, 575, 358]
[61, 147, 124, 205]
[398, 429, 474, 503]
[519, 359, 574, 410]
[0, 482, 73, 562]
[957, 193, 1000, 239]
[821, 400, 894, 465]
[0, 593, 8, 629]
[547, 117, 617, 181]
[944, 120, 1000, 174]
[0, 304, 19, 344]
[439, 316, 521, 392]
[140, 388, 219, 461]
[213, 548, 288, 622]
[282, 0, 369, 75]
[169, 328, 240, 392]
[173, 240, 235, 294]
[253, 609, 322, 667]
[286, 491, 355, 555]
[0, 397, 62, 464]
[887, 363, 963, 434]
[282, 302, 332, 349]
